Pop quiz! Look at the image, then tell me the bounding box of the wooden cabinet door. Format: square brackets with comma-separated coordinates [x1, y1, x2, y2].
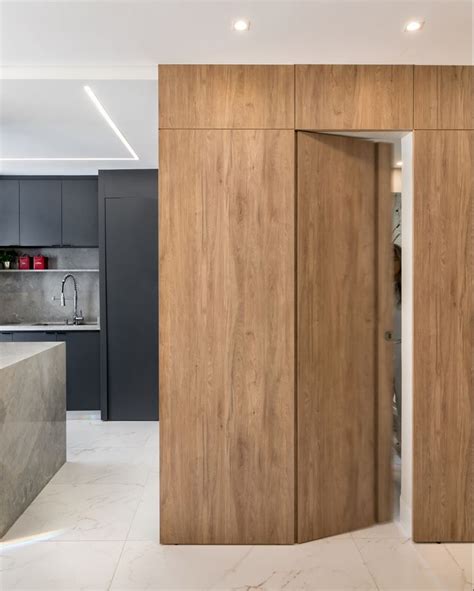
[296, 65, 414, 130]
[414, 66, 473, 129]
[413, 130, 473, 542]
[297, 132, 393, 541]
[159, 65, 294, 129]
[159, 129, 295, 544]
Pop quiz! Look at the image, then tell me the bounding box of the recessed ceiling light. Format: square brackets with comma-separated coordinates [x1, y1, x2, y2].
[405, 20, 424, 32]
[396, 161, 403, 167]
[232, 18, 250, 32]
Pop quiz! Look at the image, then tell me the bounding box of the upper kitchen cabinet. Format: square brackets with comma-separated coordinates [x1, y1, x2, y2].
[295, 65, 414, 130]
[62, 179, 99, 246]
[159, 65, 295, 129]
[0, 180, 20, 246]
[19, 180, 62, 246]
[414, 66, 473, 129]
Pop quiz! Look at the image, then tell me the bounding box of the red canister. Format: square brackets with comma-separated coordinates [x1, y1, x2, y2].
[33, 256, 47, 270]
[18, 256, 31, 269]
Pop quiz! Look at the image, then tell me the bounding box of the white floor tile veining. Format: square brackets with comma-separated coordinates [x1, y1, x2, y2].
[1, 417, 472, 591]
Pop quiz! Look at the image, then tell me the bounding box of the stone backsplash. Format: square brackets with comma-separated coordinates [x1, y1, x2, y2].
[0, 248, 99, 324]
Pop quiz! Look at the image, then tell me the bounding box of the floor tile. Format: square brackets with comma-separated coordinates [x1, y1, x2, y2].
[110, 541, 250, 590]
[2, 483, 143, 542]
[355, 537, 466, 590]
[445, 544, 473, 585]
[351, 521, 408, 539]
[67, 420, 155, 449]
[210, 538, 378, 590]
[0, 540, 123, 590]
[52, 447, 152, 486]
[127, 473, 160, 542]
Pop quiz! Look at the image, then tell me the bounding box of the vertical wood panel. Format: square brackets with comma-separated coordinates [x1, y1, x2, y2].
[375, 142, 394, 523]
[295, 65, 414, 130]
[297, 132, 376, 542]
[414, 66, 473, 129]
[159, 65, 295, 129]
[413, 130, 473, 541]
[159, 129, 295, 544]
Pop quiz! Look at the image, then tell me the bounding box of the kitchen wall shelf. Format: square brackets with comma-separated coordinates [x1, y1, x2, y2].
[0, 269, 99, 273]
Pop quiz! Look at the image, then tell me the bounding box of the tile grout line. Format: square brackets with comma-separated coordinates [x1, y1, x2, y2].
[432, 544, 471, 587]
[106, 539, 128, 591]
[106, 465, 153, 590]
[351, 535, 381, 591]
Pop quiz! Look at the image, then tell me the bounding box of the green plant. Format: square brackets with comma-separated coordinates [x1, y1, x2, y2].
[0, 250, 17, 264]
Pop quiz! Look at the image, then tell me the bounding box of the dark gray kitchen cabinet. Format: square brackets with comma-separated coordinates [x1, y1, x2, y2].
[62, 179, 99, 246]
[12, 331, 57, 342]
[99, 169, 158, 421]
[0, 180, 20, 246]
[19, 180, 62, 246]
[56, 331, 100, 410]
[11, 330, 100, 410]
[0, 332, 14, 341]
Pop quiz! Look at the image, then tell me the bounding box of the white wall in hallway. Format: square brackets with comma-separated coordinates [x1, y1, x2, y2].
[400, 133, 414, 537]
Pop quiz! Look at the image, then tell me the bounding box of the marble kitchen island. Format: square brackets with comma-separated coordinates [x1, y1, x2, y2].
[0, 342, 66, 537]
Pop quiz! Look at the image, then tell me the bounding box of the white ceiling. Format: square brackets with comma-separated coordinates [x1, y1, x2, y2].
[0, 80, 158, 175]
[0, 1, 471, 175]
[1, 1, 472, 67]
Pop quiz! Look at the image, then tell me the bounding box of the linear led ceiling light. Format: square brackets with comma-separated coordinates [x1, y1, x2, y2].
[83, 85, 138, 160]
[0, 85, 139, 162]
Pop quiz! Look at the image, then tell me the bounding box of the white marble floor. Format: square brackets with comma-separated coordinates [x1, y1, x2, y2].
[1, 416, 472, 591]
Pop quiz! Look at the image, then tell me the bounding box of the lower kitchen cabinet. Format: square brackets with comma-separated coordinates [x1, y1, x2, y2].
[0, 332, 14, 341]
[13, 331, 56, 342]
[56, 332, 100, 411]
[11, 331, 100, 410]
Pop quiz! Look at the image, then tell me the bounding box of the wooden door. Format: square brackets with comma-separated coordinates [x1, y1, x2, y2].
[413, 130, 473, 542]
[159, 129, 295, 544]
[297, 132, 393, 541]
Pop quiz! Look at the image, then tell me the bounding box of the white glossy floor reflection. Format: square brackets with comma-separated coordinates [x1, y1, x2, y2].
[1, 416, 472, 590]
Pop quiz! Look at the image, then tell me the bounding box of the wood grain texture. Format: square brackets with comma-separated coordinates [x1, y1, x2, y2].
[414, 66, 473, 129]
[295, 65, 414, 130]
[413, 130, 473, 542]
[159, 65, 295, 129]
[297, 132, 376, 542]
[375, 142, 394, 523]
[159, 129, 295, 544]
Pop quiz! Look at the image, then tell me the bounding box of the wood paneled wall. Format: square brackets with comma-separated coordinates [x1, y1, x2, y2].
[295, 65, 414, 130]
[160, 62, 473, 545]
[413, 131, 473, 542]
[159, 66, 295, 544]
[414, 66, 473, 129]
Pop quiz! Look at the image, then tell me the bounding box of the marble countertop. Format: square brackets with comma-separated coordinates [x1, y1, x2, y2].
[0, 323, 100, 332]
[0, 341, 64, 370]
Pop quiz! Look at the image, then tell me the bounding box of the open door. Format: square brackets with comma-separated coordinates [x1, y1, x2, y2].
[297, 132, 393, 542]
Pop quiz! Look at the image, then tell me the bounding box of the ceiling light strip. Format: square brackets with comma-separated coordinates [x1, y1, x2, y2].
[0, 85, 139, 162]
[0, 157, 137, 161]
[84, 85, 138, 160]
